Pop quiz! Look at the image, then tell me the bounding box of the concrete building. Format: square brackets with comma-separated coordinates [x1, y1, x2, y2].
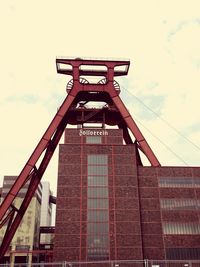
[0, 176, 42, 265]
[40, 181, 53, 245]
[53, 127, 200, 262]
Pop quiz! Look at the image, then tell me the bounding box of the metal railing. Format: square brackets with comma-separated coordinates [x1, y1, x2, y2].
[0, 260, 200, 267]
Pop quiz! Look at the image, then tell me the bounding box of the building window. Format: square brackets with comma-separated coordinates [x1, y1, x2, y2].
[88, 176, 108, 186]
[166, 248, 200, 260]
[86, 136, 102, 144]
[163, 222, 200, 234]
[88, 165, 108, 176]
[88, 187, 109, 198]
[88, 210, 109, 222]
[88, 199, 109, 209]
[161, 199, 200, 210]
[87, 154, 109, 261]
[159, 177, 200, 188]
[88, 155, 107, 165]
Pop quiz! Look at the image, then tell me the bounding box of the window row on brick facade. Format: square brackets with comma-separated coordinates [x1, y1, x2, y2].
[166, 247, 200, 260]
[159, 177, 200, 188]
[163, 222, 200, 234]
[160, 198, 200, 210]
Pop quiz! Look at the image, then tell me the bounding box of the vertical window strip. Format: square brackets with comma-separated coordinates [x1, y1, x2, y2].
[87, 154, 109, 261]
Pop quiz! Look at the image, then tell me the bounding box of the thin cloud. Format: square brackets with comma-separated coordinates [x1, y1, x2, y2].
[167, 19, 200, 41]
[0, 0, 199, 192]
[6, 94, 38, 104]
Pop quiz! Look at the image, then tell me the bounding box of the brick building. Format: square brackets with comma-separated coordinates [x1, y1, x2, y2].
[1, 58, 198, 263]
[51, 57, 200, 263]
[53, 127, 200, 262]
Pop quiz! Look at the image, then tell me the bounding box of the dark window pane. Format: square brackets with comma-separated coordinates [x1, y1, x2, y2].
[166, 248, 200, 260]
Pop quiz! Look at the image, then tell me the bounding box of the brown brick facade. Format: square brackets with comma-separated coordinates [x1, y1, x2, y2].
[139, 166, 200, 260]
[53, 128, 200, 261]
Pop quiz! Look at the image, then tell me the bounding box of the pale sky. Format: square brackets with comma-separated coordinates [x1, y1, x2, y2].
[0, 0, 200, 194]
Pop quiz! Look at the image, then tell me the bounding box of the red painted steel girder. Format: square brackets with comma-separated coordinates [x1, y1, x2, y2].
[0, 57, 160, 260]
[0, 93, 75, 260]
[56, 57, 130, 77]
[111, 94, 160, 166]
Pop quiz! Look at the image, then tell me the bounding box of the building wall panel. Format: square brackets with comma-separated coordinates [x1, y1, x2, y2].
[115, 209, 140, 222]
[116, 235, 142, 247]
[140, 198, 161, 210]
[143, 247, 165, 260]
[138, 176, 158, 187]
[162, 211, 199, 222]
[116, 222, 141, 235]
[164, 235, 200, 247]
[142, 235, 164, 247]
[116, 247, 143, 260]
[115, 175, 137, 187]
[160, 188, 195, 198]
[141, 223, 163, 235]
[141, 210, 163, 222]
[56, 197, 80, 209]
[56, 209, 80, 222]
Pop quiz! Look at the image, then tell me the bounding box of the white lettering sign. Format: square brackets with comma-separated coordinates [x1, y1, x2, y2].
[79, 129, 108, 136]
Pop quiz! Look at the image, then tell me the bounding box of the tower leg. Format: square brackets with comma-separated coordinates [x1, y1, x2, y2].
[0, 94, 74, 259]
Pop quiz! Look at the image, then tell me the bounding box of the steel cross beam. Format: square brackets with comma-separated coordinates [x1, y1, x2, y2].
[0, 94, 74, 259]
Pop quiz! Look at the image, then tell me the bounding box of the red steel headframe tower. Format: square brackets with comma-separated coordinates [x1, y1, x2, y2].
[0, 57, 160, 260]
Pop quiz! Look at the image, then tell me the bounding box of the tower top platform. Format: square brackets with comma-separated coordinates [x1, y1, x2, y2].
[56, 57, 130, 77]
